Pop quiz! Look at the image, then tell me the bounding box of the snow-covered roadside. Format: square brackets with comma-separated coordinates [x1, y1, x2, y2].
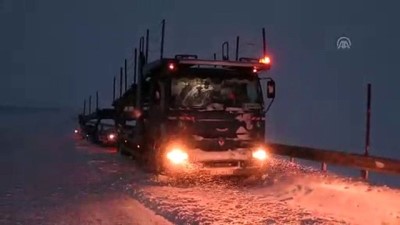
[123, 160, 400, 225]
[278, 175, 400, 225]
[247, 160, 400, 225]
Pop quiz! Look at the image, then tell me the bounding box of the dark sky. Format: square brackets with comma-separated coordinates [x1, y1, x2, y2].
[1, 0, 400, 157]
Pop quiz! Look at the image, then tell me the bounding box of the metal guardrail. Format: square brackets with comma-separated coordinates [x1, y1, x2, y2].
[266, 84, 400, 179]
[267, 142, 400, 175]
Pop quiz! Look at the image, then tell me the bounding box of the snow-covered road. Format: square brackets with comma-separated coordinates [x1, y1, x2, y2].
[0, 112, 172, 225]
[128, 161, 400, 225]
[1, 111, 400, 225]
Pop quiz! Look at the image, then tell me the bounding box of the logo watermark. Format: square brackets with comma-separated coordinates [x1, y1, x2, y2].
[337, 36, 351, 50]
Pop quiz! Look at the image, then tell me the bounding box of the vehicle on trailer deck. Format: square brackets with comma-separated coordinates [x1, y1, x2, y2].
[112, 86, 138, 154]
[77, 114, 96, 139]
[94, 109, 118, 146]
[77, 109, 118, 146]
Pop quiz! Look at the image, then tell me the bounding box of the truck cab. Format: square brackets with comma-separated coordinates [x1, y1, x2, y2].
[115, 55, 275, 177]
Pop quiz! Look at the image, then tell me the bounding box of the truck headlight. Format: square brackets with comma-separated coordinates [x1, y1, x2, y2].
[166, 148, 188, 164]
[252, 148, 268, 160]
[108, 134, 116, 140]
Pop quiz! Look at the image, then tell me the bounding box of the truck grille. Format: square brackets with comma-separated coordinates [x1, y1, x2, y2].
[203, 161, 239, 168]
[192, 139, 251, 151]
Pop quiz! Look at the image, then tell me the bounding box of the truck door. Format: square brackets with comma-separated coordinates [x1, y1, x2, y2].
[149, 80, 163, 140]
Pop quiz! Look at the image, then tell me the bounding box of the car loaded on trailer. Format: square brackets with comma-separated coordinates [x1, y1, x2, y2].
[77, 94, 118, 147]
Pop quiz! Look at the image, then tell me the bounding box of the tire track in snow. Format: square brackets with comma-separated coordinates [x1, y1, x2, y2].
[119, 161, 349, 224]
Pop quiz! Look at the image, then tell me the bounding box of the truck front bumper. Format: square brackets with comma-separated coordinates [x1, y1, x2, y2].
[163, 163, 267, 177]
[162, 148, 269, 177]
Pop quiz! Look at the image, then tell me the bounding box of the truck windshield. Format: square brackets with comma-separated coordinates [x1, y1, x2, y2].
[170, 75, 262, 109]
[99, 119, 114, 128]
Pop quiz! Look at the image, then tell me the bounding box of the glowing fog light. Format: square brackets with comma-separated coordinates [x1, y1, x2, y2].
[252, 148, 268, 160]
[166, 148, 188, 164]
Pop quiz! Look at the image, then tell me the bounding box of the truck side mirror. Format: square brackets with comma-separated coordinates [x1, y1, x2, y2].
[266, 80, 275, 99]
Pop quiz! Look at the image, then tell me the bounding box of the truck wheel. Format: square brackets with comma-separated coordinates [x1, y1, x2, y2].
[142, 142, 163, 175]
[118, 141, 130, 156]
[152, 141, 164, 174]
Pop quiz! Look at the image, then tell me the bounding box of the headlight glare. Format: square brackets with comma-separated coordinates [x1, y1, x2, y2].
[252, 148, 268, 160]
[166, 148, 188, 164]
[108, 134, 116, 140]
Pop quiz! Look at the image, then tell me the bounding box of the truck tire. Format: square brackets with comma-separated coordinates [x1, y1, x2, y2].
[141, 141, 163, 175]
[153, 141, 164, 175]
[117, 140, 130, 156]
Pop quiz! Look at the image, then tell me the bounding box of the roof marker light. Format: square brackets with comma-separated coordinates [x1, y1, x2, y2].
[259, 56, 271, 64]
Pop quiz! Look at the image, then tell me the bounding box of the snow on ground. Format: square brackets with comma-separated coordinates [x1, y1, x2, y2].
[248, 166, 400, 225]
[1, 111, 400, 225]
[45, 194, 172, 225]
[0, 112, 172, 225]
[126, 160, 400, 225]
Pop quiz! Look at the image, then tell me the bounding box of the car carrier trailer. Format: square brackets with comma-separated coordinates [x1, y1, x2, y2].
[112, 22, 276, 178]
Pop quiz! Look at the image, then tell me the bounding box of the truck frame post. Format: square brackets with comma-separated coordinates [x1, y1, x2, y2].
[136, 51, 145, 108]
[83, 99, 86, 115]
[235, 36, 240, 61]
[113, 76, 116, 101]
[362, 83, 372, 180]
[88, 95, 92, 114]
[124, 59, 127, 92]
[139, 36, 144, 53]
[96, 91, 99, 111]
[134, 48, 137, 84]
[119, 67, 123, 98]
[222, 41, 229, 60]
[262, 28, 266, 56]
[160, 19, 165, 59]
[145, 29, 149, 63]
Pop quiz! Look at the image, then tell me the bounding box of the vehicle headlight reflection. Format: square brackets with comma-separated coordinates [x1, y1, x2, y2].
[252, 148, 268, 161]
[166, 147, 188, 165]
